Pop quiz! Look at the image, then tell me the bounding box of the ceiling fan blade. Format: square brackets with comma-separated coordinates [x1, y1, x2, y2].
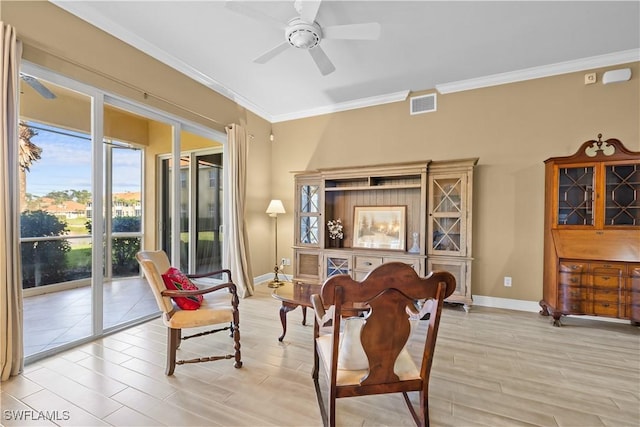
[253, 42, 291, 64]
[309, 46, 335, 76]
[225, 0, 286, 30]
[297, 0, 322, 24]
[323, 22, 381, 40]
[20, 75, 56, 99]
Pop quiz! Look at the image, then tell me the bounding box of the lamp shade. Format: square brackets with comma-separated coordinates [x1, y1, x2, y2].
[266, 199, 286, 216]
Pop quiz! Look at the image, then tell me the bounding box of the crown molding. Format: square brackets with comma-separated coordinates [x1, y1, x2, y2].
[436, 49, 640, 94]
[270, 90, 410, 123]
[45, 2, 640, 121]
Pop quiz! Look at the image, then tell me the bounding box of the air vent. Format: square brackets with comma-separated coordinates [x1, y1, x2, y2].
[410, 93, 437, 115]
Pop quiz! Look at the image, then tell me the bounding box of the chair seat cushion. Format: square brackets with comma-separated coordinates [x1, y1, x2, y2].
[165, 297, 235, 328]
[316, 318, 420, 386]
[161, 267, 203, 310]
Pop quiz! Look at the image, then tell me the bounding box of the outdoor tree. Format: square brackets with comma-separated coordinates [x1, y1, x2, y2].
[112, 216, 141, 275]
[18, 123, 42, 211]
[86, 216, 141, 276]
[45, 190, 72, 203]
[70, 189, 91, 204]
[20, 210, 70, 288]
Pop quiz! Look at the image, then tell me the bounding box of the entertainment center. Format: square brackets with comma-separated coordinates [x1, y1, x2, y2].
[292, 158, 477, 310]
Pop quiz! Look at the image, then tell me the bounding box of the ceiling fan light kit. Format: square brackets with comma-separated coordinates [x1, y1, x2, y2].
[286, 19, 321, 49]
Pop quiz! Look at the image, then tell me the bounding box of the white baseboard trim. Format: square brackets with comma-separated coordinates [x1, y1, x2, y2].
[472, 295, 541, 312]
[472, 295, 631, 324]
[254, 273, 292, 286]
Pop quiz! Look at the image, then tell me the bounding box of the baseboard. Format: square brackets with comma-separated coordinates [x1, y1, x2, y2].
[472, 295, 541, 312]
[254, 272, 292, 286]
[472, 295, 631, 324]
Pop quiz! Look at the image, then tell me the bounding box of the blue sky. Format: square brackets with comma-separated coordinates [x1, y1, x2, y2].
[25, 123, 141, 197]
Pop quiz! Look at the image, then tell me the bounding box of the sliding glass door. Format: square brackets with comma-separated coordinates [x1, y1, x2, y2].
[19, 63, 227, 362]
[160, 146, 224, 274]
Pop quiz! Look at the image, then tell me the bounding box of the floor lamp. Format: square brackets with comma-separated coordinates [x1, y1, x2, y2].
[266, 199, 286, 288]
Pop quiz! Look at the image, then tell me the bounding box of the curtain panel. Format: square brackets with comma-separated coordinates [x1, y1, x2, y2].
[1, 22, 24, 380]
[224, 124, 254, 298]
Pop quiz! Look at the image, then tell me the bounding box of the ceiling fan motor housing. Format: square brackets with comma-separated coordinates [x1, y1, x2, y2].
[286, 18, 322, 49]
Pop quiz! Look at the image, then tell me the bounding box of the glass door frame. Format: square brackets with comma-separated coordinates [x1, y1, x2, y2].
[158, 147, 225, 273]
[20, 61, 227, 363]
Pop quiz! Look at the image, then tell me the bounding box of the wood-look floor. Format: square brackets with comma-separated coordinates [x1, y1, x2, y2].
[2, 284, 639, 427]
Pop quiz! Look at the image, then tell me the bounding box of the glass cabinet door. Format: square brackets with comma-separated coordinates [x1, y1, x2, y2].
[325, 253, 351, 279]
[557, 166, 595, 226]
[605, 164, 639, 226]
[429, 175, 467, 256]
[296, 180, 322, 246]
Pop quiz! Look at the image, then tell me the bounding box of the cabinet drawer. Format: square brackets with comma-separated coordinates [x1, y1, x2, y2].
[592, 288, 620, 303]
[559, 272, 582, 286]
[593, 301, 620, 317]
[558, 285, 587, 301]
[559, 299, 587, 313]
[592, 274, 623, 288]
[384, 257, 422, 273]
[354, 256, 383, 270]
[559, 261, 587, 273]
[590, 262, 626, 275]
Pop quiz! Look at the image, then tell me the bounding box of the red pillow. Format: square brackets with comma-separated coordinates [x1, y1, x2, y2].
[161, 267, 203, 310]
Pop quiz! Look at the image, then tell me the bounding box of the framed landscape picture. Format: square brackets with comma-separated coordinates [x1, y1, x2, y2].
[353, 206, 406, 251]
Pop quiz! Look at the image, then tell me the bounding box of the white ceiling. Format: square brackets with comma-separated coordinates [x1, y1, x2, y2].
[51, 1, 640, 123]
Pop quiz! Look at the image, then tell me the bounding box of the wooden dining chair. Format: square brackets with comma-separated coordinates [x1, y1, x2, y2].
[310, 262, 456, 427]
[136, 250, 241, 375]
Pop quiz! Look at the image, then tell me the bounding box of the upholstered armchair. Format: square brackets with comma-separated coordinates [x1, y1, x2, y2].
[136, 250, 241, 375]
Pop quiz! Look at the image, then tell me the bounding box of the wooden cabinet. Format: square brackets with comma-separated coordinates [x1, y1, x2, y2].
[540, 135, 640, 326]
[293, 159, 477, 309]
[629, 264, 640, 324]
[427, 160, 475, 309]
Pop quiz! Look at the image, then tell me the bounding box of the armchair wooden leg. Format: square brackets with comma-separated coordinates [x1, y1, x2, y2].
[166, 327, 180, 376]
[233, 323, 242, 368]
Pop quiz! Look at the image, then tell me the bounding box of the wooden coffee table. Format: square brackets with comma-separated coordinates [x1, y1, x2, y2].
[271, 281, 321, 341]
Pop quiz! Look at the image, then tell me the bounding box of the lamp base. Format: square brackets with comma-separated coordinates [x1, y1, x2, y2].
[267, 266, 284, 288]
[267, 279, 284, 288]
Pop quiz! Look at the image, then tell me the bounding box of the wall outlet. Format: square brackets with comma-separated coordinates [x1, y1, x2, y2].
[504, 276, 512, 287]
[281, 258, 291, 266]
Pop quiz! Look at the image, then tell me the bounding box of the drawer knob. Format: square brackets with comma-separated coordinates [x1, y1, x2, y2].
[602, 276, 610, 280]
[572, 265, 580, 270]
[570, 291, 579, 297]
[364, 262, 372, 266]
[570, 277, 578, 283]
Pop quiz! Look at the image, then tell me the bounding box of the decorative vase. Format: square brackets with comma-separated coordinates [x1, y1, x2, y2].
[329, 239, 343, 248]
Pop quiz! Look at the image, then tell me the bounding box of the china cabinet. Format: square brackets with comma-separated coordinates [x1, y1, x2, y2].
[540, 135, 640, 326]
[292, 158, 477, 308]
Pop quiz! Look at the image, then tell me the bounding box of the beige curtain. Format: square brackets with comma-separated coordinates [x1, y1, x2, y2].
[1, 22, 24, 380]
[224, 124, 254, 298]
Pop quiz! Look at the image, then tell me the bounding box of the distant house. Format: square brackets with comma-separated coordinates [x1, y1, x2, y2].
[86, 192, 141, 219]
[36, 198, 86, 219]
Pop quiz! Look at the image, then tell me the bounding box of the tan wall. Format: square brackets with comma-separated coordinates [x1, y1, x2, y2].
[273, 64, 640, 302]
[3, 1, 639, 302]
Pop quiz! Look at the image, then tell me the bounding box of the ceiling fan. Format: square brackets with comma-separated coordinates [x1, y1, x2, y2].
[226, 0, 381, 76]
[20, 73, 56, 99]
